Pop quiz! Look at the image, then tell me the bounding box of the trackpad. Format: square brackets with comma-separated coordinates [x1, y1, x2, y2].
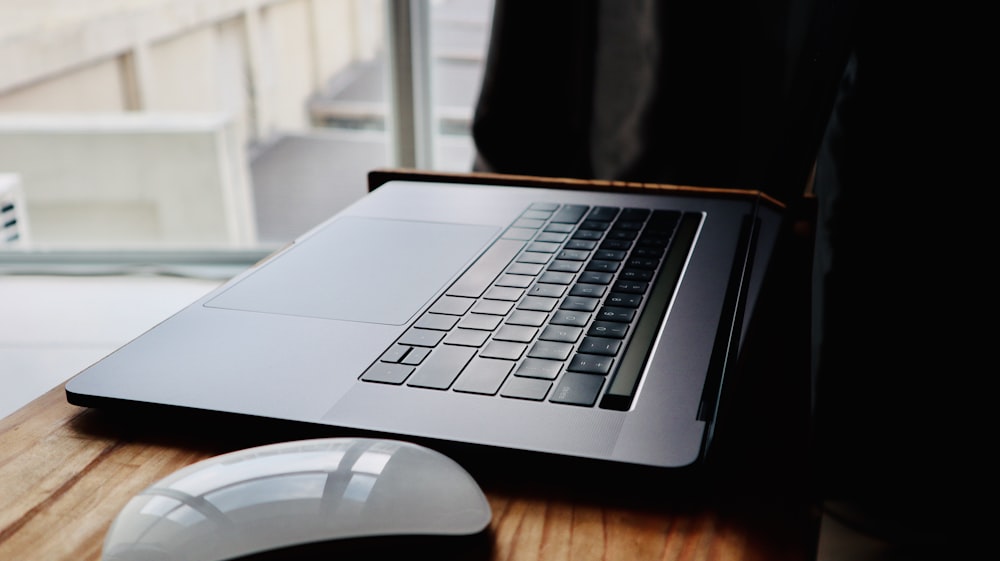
[206, 216, 500, 324]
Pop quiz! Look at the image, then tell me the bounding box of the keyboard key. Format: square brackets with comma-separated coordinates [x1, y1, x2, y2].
[579, 271, 613, 284]
[472, 300, 514, 315]
[571, 229, 603, 241]
[527, 341, 574, 360]
[596, 306, 636, 322]
[538, 325, 583, 343]
[428, 296, 476, 315]
[521, 209, 554, 220]
[536, 232, 568, 243]
[379, 344, 410, 363]
[398, 328, 445, 347]
[557, 249, 590, 261]
[637, 236, 671, 249]
[518, 252, 551, 264]
[567, 354, 614, 375]
[606, 293, 642, 308]
[407, 346, 476, 389]
[529, 202, 560, 211]
[400, 347, 431, 365]
[453, 358, 514, 395]
[587, 206, 620, 221]
[517, 296, 559, 312]
[514, 358, 562, 379]
[619, 208, 650, 221]
[527, 241, 562, 253]
[495, 274, 534, 288]
[569, 283, 606, 298]
[579, 337, 622, 356]
[615, 220, 645, 231]
[413, 314, 459, 331]
[484, 286, 524, 301]
[547, 260, 584, 273]
[632, 247, 665, 258]
[551, 204, 589, 223]
[587, 321, 628, 339]
[600, 239, 632, 250]
[480, 341, 527, 360]
[619, 269, 654, 282]
[512, 218, 545, 229]
[538, 271, 575, 284]
[650, 209, 680, 225]
[627, 257, 660, 269]
[560, 296, 600, 312]
[506, 310, 548, 327]
[612, 280, 648, 294]
[528, 283, 567, 298]
[457, 313, 504, 330]
[361, 362, 415, 385]
[550, 373, 605, 406]
[579, 220, 610, 231]
[501, 377, 552, 401]
[544, 223, 575, 233]
[585, 260, 619, 273]
[564, 239, 597, 250]
[550, 310, 590, 326]
[494, 325, 538, 343]
[594, 249, 627, 261]
[507, 262, 544, 275]
[444, 329, 491, 347]
[606, 230, 638, 241]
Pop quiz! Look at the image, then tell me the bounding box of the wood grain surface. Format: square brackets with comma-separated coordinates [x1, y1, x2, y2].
[0, 385, 817, 561]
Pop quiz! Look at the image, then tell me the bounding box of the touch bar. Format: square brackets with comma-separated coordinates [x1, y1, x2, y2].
[600, 213, 702, 411]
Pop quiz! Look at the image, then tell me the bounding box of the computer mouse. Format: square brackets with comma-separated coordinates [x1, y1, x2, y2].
[101, 437, 493, 561]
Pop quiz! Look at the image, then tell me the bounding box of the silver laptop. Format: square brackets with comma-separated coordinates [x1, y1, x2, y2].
[66, 176, 784, 469]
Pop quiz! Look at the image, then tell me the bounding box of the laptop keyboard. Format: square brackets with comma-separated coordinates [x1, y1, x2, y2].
[361, 202, 702, 410]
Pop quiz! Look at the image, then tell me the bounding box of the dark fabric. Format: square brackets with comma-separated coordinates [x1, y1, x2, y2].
[472, 1, 598, 178]
[473, 0, 985, 549]
[810, 2, 982, 545]
[472, 0, 854, 203]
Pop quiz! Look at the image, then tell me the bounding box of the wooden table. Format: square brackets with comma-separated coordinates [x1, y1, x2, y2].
[0, 379, 818, 561]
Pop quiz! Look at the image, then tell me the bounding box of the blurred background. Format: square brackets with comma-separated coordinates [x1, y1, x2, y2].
[0, 0, 494, 250]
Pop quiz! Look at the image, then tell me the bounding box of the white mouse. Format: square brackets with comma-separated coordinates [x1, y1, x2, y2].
[101, 437, 493, 561]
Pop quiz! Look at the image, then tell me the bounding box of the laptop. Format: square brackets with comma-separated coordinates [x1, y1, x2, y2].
[66, 172, 785, 469]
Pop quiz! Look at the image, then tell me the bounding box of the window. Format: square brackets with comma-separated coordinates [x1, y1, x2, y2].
[0, 0, 493, 266]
